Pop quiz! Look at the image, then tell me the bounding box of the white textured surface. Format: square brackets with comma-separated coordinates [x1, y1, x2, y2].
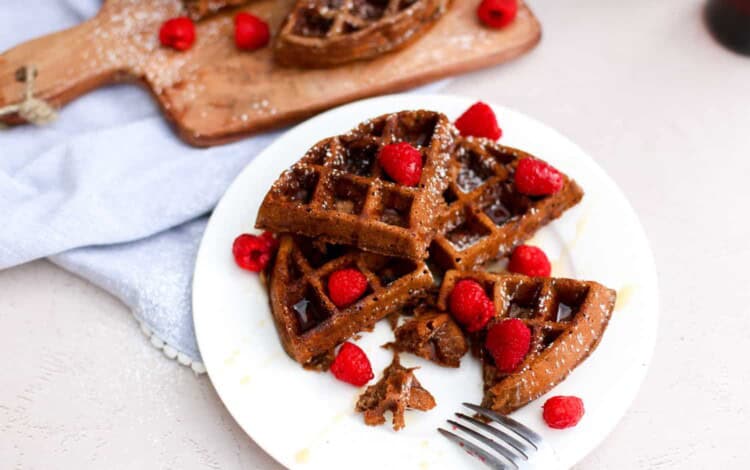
[1, 0, 748, 468]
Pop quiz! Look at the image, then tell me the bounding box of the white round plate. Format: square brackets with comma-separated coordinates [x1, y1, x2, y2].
[193, 94, 658, 470]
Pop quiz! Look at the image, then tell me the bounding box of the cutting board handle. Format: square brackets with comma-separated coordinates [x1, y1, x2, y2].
[0, 16, 125, 124]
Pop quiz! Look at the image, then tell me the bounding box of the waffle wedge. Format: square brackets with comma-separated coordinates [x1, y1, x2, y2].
[268, 235, 434, 366]
[430, 138, 584, 271]
[256, 110, 456, 260]
[437, 270, 616, 415]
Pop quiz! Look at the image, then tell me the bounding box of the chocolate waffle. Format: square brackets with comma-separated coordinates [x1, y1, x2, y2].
[268, 235, 434, 366]
[275, 0, 449, 68]
[256, 110, 456, 260]
[430, 138, 584, 271]
[356, 353, 436, 430]
[388, 312, 468, 367]
[183, 0, 249, 19]
[437, 270, 616, 415]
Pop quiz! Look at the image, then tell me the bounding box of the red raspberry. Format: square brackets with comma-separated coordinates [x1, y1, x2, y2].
[514, 157, 564, 196]
[232, 232, 277, 272]
[330, 342, 374, 386]
[454, 102, 502, 140]
[377, 142, 423, 186]
[159, 17, 196, 51]
[508, 245, 551, 277]
[234, 13, 270, 50]
[327, 268, 369, 308]
[477, 0, 518, 29]
[448, 279, 495, 332]
[542, 396, 585, 429]
[485, 318, 531, 373]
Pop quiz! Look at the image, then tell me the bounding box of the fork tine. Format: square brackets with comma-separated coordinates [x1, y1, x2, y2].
[463, 403, 543, 449]
[447, 419, 525, 468]
[438, 428, 512, 470]
[455, 413, 531, 459]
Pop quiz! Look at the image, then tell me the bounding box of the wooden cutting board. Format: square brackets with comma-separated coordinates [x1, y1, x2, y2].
[0, 0, 540, 147]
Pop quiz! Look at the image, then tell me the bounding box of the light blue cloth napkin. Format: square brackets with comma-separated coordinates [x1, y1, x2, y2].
[1, 0, 279, 370]
[1, 1, 446, 370]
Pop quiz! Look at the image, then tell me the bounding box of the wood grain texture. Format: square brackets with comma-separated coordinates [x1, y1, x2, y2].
[0, 0, 540, 147]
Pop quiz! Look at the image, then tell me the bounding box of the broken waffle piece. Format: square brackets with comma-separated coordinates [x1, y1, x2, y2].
[267, 235, 434, 366]
[430, 138, 583, 271]
[275, 0, 449, 68]
[437, 270, 616, 415]
[389, 312, 468, 367]
[256, 110, 456, 260]
[356, 354, 436, 430]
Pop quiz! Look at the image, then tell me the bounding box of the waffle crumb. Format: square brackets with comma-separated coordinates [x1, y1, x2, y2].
[356, 354, 436, 431]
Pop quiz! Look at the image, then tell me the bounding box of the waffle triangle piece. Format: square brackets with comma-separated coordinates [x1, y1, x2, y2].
[268, 235, 434, 366]
[275, 0, 449, 67]
[256, 110, 456, 260]
[430, 138, 584, 271]
[437, 270, 616, 415]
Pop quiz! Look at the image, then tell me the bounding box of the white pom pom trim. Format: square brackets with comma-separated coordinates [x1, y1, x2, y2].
[136, 319, 206, 375]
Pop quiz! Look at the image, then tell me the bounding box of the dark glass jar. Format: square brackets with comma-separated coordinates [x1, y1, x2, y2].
[706, 0, 750, 55]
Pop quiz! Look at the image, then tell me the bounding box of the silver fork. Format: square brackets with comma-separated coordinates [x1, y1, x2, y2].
[439, 403, 552, 470]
